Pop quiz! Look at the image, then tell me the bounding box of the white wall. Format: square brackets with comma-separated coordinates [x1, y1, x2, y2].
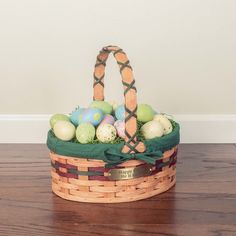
[0, 0, 236, 114]
[0, 0, 236, 142]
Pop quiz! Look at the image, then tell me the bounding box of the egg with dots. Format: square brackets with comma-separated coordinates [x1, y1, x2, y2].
[78, 108, 104, 126]
[141, 120, 164, 139]
[96, 124, 117, 143]
[114, 120, 125, 139]
[70, 107, 85, 126]
[53, 120, 76, 141]
[100, 114, 115, 125]
[153, 114, 173, 135]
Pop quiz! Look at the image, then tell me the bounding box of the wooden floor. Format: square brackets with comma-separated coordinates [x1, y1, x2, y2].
[0, 144, 236, 236]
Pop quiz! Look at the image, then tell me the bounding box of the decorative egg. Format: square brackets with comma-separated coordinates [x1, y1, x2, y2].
[78, 108, 104, 126]
[114, 120, 125, 138]
[108, 100, 118, 111]
[100, 114, 115, 125]
[153, 114, 173, 135]
[96, 124, 117, 143]
[76, 123, 95, 144]
[53, 120, 75, 141]
[50, 114, 70, 128]
[115, 105, 125, 120]
[137, 104, 154, 122]
[70, 107, 85, 126]
[89, 101, 112, 114]
[141, 120, 164, 139]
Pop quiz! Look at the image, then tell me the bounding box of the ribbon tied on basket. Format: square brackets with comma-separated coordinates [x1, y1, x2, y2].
[103, 148, 163, 168]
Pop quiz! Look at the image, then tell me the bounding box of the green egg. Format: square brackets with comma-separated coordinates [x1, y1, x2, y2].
[76, 123, 95, 144]
[137, 104, 154, 122]
[89, 101, 112, 114]
[50, 114, 70, 128]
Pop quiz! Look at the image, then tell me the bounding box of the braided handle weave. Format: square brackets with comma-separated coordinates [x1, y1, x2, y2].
[93, 45, 146, 154]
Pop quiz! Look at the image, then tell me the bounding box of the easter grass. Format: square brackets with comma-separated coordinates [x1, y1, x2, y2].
[68, 119, 176, 145]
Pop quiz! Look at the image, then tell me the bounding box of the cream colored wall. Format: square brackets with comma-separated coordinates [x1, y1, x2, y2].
[0, 0, 235, 115]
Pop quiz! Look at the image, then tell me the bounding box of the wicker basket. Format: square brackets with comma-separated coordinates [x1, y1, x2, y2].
[48, 45, 178, 203]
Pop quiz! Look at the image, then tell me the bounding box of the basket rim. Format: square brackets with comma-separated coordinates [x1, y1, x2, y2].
[47, 122, 180, 167]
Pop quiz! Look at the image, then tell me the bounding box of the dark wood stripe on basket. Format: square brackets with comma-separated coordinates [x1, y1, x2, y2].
[51, 152, 177, 181]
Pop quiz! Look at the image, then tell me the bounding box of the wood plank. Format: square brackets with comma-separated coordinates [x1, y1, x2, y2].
[0, 144, 236, 236]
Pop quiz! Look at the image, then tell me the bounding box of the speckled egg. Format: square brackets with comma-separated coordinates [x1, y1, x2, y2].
[78, 108, 104, 126]
[76, 123, 95, 144]
[70, 107, 85, 126]
[100, 114, 115, 125]
[141, 120, 164, 139]
[115, 105, 125, 120]
[53, 120, 75, 141]
[96, 124, 117, 143]
[153, 114, 173, 135]
[137, 104, 154, 122]
[114, 120, 125, 139]
[89, 101, 112, 114]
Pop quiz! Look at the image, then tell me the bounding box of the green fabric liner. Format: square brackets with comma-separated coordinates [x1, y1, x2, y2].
[47, 123, 180, 167]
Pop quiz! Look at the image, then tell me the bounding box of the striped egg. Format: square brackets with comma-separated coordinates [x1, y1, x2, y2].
[100, 114, 115, 125]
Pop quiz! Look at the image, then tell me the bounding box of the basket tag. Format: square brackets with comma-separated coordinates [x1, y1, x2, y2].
[108, 165, 153, 181]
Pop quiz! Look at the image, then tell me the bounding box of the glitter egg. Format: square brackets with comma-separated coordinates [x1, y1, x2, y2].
[114, 120, 125, 139]
[115, 105, 125, 120]
[96, 124, 117, 143]
[76, 123, 95, 144]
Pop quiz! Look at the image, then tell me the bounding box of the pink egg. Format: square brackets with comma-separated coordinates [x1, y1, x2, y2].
[114, 120, 125, 139]
[100, 114, 115, 125]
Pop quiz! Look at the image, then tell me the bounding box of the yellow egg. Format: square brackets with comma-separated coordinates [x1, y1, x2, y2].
[53, 121, 75, 141]
[153, 114, 173, 135]
[108, 100, 118, 111]
[141, 120, 164, 139]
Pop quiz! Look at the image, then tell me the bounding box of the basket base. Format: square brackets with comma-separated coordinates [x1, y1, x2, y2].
[51, 169, 176, 203]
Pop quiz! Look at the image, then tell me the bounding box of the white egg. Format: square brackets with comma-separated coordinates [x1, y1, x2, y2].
[108, 100, 118, 111]
[141, 120, 164, 139]
[153, 114, 173, 135]
[96, 124, 117, 143]
[53, 121, 75, 141]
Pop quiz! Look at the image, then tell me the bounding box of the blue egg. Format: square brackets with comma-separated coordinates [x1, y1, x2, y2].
[78, 108, 104, 126]
[70, 107, 85, 126]
[115, 105, 125, 120]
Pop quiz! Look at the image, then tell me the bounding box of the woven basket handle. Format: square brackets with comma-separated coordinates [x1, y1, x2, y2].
[93, 45, 146, 154]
